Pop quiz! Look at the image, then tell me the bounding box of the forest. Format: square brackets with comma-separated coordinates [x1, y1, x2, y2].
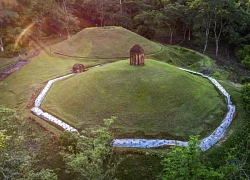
[1, 0, 250, 179]
[1, 0, 250, 61]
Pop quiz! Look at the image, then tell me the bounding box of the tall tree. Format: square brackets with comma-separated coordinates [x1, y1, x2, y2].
[211, 0, 237, 57]
[189, 0, 213, 53]
[160, 2, 185, 44]
[0, 0, 20, 51]
[134, 10, 161, 40]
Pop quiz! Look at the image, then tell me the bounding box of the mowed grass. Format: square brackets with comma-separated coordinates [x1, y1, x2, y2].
[150, 45, 214, 71]
[0, 57, 17, 68]
[42, 60, 227, 139]
[51, 26, 161, 58]
[0, 48, 103, 114]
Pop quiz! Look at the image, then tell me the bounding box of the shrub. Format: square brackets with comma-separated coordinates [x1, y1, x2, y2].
[242, 55, 250, 69]
[236, 45, 250, 62]
[242, 83, 250, 111]
[241, 76, 250, 84]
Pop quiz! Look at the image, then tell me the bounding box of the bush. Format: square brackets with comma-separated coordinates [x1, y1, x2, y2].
[241, 76, 250, 84]
[236, 45, 250, 62]
[5, 44, 21, 54]
[242, 55, 250, 69]
[242, 83, 250, 111]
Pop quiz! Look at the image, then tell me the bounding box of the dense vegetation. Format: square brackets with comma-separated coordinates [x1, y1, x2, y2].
[1, 0, 250, 179]
[1, 0, 250, 60]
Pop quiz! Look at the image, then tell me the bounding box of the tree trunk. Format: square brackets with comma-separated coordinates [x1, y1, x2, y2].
[100, 16, 104, 27]
[183, 29, 187, 41]
[170, 28, 173, 44]
[188, 29, 191, 41]
[120, 0, 122, 12]
[66, 28, 70, 39]
[0, 36, 4, 51]
[62, 0, 70, 39]
[215, 39, 219, 57]
[213, 17, 226, 57]
[203, 27, 210, 54]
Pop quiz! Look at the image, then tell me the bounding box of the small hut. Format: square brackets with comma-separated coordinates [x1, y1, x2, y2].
[72, 63, 85, 73]
[130, 44, 145, 66]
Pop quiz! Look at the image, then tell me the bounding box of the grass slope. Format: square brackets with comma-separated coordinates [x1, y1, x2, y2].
[0, 57, 17, 68]
[0, 48, 103, 113]
[150, 45, 214, 71]
[42, 60, 227, 139]
[51, 26, 161, 58]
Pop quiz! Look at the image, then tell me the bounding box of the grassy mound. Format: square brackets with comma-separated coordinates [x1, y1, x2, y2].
[42, 60, 227, 139]
[150, 45, 214, 71]
[50, 26, 161, 58]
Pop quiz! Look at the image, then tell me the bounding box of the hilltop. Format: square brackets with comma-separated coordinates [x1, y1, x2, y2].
[50, 26, 161, 58]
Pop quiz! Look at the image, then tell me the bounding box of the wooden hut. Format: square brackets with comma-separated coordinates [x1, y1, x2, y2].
[72, 63, 85, 73]
[130, 44, 145, 66]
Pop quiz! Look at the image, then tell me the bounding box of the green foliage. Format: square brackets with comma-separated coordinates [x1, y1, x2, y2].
[236, 45, 250, 62]
[0, 106, 58, 180]
[60, 117, 121, 180]
[159, 136, 224, 180]
[134, 10, 161, 39]
[25, 169, 58, 180]
[241, 76, 250, 84]
[160, 132, 250, 180]
[0, 106, 29, 180]
[5, 43, 21, 53]
[242, 55, 250, 69]
[242, 83, 250, 111]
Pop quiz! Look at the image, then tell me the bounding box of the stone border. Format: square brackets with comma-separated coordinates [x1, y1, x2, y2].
[31, 67, 235, 151]
[31, 74, 78, 133]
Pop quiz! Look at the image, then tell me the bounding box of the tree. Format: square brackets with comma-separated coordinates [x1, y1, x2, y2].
[81, 0, 120, 27]
[160, 2, 185, 44]
[236, 45, 250, 62]
[0, 0, 20, 52]
[242, 55, 250, 69]
[134, 10, 161, 40]
[60, 117, 121, 180]
[0, 106, 28, 180]
[159, 136, 224, 179]
[0, 106, 58, 180]
[211, 0, 237, 57]
[242, 83, 250, 111]
[189, 0, 213, 54]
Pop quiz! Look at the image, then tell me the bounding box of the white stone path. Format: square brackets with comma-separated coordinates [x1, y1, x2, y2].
[31, 67, 235, 151]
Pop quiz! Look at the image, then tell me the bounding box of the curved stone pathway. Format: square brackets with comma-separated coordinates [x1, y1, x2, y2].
[31, 67, 235, 151]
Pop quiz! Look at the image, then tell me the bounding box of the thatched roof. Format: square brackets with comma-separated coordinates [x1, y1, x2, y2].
[130, 44, 144, 54]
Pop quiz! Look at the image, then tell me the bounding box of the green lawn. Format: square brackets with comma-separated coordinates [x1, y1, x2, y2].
[0, 27, 227, 140]
[150, 45, 214, 71]
[42, 60, 227, 140]
[0, 57, 18, 68]
[0, 48, 103, 114]
[51, 26, 161, 58]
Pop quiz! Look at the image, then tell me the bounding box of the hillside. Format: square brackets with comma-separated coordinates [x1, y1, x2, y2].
[41, 60, 227, 139]
[50, 26, 161, 58]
